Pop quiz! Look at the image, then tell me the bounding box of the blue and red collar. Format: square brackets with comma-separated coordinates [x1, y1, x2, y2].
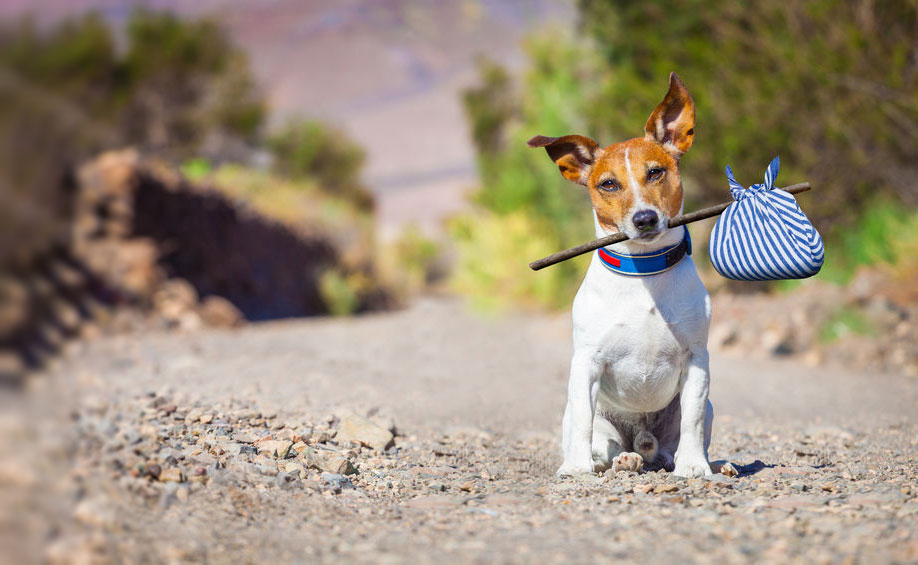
[597, 227, 692, 276]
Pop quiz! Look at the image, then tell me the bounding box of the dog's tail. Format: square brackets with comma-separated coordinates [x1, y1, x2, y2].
[634, 430, 659, 463]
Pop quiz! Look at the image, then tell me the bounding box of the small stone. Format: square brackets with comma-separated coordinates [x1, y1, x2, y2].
[275, 472, 298, 488]
[320, 473, 355, 494]
[634, 484, 653, 494]
[255, 439, 293, 459]
[197, 295, 244, 328]
[336, 413, 395, 451]
[301, 447, 357, 475]
[199, 414, 214, 425]
[283, 461, 308, 479]
[146, 464, 162, 480]
[175, 487, 189, 502]
[233, 432, 258, 444]
[159, 468, 185, 483]
[653, 484, 679, 494]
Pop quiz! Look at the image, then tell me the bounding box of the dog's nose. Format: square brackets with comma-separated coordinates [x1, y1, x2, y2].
[632, 210, 659, 232]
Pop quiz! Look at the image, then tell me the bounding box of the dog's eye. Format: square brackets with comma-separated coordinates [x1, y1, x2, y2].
[598, 179, 620, 192]
[647, 167, 665, 182]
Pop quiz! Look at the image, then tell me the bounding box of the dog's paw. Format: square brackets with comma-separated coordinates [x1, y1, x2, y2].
[673, 455, 712, 478]
[711, 460, 738, 478]
[612, 452, 644, 473]
[556, 462, 594, 478]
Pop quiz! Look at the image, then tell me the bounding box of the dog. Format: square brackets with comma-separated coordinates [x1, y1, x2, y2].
[529, 72, 714, 478]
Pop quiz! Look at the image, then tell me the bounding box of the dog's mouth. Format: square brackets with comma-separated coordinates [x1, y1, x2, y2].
[632, 227, 664, 242]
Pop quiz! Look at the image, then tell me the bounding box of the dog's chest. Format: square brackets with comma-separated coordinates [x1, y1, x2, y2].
[573, 258, 709, 413]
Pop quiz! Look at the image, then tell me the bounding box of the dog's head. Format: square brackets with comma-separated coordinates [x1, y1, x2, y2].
[529, 72, 695, 244]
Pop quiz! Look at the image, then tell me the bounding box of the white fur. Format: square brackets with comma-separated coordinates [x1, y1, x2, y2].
[558, 201, 714, 478]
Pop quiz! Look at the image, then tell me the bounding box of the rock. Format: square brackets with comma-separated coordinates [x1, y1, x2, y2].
[158, 447, 180, 466]
[198, 295, 244, 328]
[336, 413, 394, 451]
[199, 413, 214, 425]
[159, 468, 185, 483]
[302, 448, 357, 475]
[233, 432, 258, 444]
[653, 484, 679, 494]
[146, 463, 162, 480]
[275, 472, 298, 488]
[282, 461, 308, 479]
[320, 473, 355, 494]
[704, 475, 734, 489]
[154, 279, 198, 322]
[255, 439, 293, 459]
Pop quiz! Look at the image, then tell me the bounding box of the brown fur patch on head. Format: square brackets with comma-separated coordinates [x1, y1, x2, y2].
[587, 138, 683, 233]
[528, 72, 693, 233]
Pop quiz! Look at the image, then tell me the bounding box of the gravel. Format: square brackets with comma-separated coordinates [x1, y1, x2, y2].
[2, 297, 916, 563]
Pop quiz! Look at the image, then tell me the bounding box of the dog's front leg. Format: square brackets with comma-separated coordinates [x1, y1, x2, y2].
[557, 352, 598, 477]
[673, 348, 713, 477]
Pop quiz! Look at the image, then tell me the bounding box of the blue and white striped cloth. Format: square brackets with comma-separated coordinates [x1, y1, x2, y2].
[709, 156, 824, 281]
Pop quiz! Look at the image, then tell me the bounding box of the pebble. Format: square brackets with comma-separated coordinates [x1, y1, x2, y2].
[46, 390, 918, 564]
[233, 432, 258, 444]
[336, 413, 395, 451]
[159, 468, 185, 483]
[320, 473, 355, 494]
[653, 484, 679, 494]
[255, 439, 293, 459]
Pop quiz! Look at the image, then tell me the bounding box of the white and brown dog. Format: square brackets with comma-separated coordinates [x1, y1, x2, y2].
[530, 73, 714, 478]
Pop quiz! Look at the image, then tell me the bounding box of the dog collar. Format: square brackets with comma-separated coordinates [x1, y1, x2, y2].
[597, 227, 692, 276]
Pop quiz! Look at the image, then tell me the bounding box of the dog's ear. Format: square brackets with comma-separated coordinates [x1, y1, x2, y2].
[644, 72, 695, 158]
[527, 134, 600, 185]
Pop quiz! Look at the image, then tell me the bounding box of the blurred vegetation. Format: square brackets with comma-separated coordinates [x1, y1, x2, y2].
[455, 1, 918, 310]
[0, 10, 263, 267]
[797, 200, 918, 288]
[377, 225, 443, 297]
[451, 33, 601, 311]
[267, 119, 373, 211]
[0, 9, 389, 316]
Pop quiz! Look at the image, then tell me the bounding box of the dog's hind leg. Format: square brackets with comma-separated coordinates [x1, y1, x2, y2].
[591, 413, 626, 472]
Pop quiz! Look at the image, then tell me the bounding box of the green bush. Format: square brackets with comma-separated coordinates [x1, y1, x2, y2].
[454, 1, 917, 309]
[805, 200, 918, 286]
[453, 31, 602, 310]
[0, 10, 265, 267]
[578, 0, 918, 228]
[267, 119, 372, 211]
[819, 307, 875, 343]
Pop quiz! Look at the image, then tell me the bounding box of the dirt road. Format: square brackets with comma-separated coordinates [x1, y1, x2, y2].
[3, 297, 917, 563]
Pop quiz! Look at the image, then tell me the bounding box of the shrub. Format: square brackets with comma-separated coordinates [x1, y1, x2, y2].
[267, 119, 373, 211]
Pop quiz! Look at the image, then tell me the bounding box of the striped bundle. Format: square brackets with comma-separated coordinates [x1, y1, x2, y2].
[709, 156, 824, 281]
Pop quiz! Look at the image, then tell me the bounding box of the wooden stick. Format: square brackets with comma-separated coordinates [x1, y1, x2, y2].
[529, 182, 812, 271]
